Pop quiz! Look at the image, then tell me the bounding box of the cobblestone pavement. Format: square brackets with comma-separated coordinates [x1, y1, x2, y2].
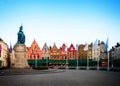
[0, 69, 64, 76]
[0, 70, 120, 86]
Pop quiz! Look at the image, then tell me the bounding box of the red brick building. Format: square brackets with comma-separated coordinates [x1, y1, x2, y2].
[27, 39, 42, 60]
[68, 44, 76, 60]
[59, 43, 67, 60]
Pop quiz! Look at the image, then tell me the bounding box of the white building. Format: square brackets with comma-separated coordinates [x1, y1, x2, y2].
[92, 41, 107, 60]
[92, 45, 100, 61]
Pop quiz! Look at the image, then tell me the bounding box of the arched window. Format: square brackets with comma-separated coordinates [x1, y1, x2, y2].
[37, 54, 39, 59]
[34, 54, 36, 59]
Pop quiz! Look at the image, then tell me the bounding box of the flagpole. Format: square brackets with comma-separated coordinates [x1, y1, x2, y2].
[66, 44, 68, 70]
[92, 39, 99, 70]
[35, 57, 37, 68]
[45, 54, 48, 67]
[66, 54, 68, 69]
[106, 37, 109, 71]
[84, 43, 89, 70]
[97, 57, 99, 70]
[76, 43, 79, 70]
[44, 47, 48, 67]
[107, 51, 109, 71]
[46, 57, 48, 67]
[87, 50, 89, 70]
[76, 50, 79, 70]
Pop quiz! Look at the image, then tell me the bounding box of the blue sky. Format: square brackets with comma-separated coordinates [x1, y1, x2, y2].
[0, 0, 120, 49]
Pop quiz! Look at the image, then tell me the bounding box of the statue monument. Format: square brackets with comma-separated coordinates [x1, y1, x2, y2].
[11, 25, 29, 68]
[17, 25, 25, 44]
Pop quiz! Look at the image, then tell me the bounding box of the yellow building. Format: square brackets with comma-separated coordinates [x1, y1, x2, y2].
[99, 41, 107, 59]
[0, 38, 9, 67]
[78, 43, 92, 60]
[50, 43, 60, 60]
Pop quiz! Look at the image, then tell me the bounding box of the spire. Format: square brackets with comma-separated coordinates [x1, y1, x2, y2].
[10, 42, 12, 53]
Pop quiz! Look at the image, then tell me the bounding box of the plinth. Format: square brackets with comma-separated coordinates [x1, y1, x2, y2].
[11, 44, 29, 68]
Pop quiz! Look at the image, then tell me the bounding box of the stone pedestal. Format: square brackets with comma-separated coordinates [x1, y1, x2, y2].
[11, 44, 29, 68]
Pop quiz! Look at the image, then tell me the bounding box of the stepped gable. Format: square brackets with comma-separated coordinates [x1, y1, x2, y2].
[51, 43, 59, 53]
[42, 42, 50, 58]
[68, 43, 75, 51]
[68, 43, 76, 59]
[27, 39, 42, 59]
[42, 42, 49, 52]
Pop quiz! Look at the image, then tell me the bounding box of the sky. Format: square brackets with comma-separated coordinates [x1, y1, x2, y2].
[0, 0, 120, 50]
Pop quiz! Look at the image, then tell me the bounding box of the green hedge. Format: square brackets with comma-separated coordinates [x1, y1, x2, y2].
[27, 59, 97, 66]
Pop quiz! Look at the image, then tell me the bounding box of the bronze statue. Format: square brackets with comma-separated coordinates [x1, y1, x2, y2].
[17, 25, 25, 44]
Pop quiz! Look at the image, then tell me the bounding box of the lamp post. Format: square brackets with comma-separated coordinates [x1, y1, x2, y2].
[86, 48, 89, 70]
[35, 56, 37, 68]
[46, 57, 48, 67]
[65, 44, 68, 69]
[107, 52, 109, 71]
[77, 56, 79, 69]
[97, 57, 99, 70]
[76, 43, 79, 70]
[66, 55, 68, 69]
[44, 47, 48, 67]
[84, 43, 89, 70]
[87, 53, 89, 70]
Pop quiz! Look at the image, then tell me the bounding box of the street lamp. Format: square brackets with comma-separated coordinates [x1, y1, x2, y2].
[84, 43, 89, 70]
[46, 57, 48, 67]
[87, 52, 89, 70]
[35, 55, 37, 68]
[65, 44, 68, 69]
[76, 43, 79, 70]
[97, 57, 99, 70]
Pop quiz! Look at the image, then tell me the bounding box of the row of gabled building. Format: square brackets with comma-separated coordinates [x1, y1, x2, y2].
[27, 39, 77, 60]
[27, 39, 108, 61]
[0, 38, 108, 67]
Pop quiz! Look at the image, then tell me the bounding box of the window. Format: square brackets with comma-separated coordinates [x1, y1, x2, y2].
[37, 54, 39, 59]
[34, 55, 36, 59]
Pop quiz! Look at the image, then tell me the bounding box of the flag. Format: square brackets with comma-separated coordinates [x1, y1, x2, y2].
[106, 37, 109, 50]
[44, 47, 47, 53]
[84, 43, 88, 51]
[76, 43, 79, 50]
[93, 39, 98, 50]
[10, 43, 12, 53]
